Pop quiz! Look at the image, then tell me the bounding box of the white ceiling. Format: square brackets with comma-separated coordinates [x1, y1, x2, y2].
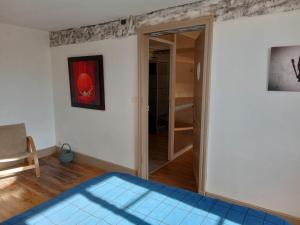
[0, 0, 198, 31]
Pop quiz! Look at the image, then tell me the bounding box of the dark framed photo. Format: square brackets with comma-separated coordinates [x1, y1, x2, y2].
[68, 55, 105, 110]
[268, 45, 300, 91]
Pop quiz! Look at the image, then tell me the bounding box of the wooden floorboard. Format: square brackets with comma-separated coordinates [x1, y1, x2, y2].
[0, 155, 104, 222]
[0, 152, 197, 222]
[149, 150, 197, 192]
[149, 129, 169, 173]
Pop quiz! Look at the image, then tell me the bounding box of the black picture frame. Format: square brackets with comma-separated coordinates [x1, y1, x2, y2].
[68, 55, 105, 110]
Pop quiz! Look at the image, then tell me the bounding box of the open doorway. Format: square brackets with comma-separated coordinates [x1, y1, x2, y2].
[137, 17, 213, 194]
[148, 39, 171, 173]
[148, 30, 205, 192]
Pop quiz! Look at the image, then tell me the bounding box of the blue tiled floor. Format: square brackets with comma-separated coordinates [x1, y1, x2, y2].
[1, 172, 290, 225]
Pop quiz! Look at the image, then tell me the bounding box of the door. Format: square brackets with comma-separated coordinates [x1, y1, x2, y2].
[193, 31, 205, 192]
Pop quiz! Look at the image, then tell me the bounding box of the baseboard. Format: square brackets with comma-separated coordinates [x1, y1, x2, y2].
[149, 160, 170, 174]
[172, 144, 193, 160]
[73, 151, 137, 175]
[37, 146, 57, 158]
[205, 192, 300, 225]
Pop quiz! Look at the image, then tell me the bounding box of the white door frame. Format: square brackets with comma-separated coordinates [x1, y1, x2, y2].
[136, 16, 213, 193]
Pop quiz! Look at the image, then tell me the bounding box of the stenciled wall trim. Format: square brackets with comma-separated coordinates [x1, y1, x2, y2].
[50, 0, 300, 47]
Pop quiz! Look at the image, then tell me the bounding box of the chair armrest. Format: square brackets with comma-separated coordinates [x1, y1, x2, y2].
[27, 136, 37, 153]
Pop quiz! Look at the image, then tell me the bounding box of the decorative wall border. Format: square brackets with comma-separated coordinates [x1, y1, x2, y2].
[50, 0, 300, 47]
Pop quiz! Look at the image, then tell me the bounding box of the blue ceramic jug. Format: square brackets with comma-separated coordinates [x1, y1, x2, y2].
[59, 143, 74, 163]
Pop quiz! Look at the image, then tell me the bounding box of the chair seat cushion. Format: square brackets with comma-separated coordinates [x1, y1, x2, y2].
[0, 123, 27, 157]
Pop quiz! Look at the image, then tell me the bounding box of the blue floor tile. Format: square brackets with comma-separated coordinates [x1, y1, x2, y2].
[163, 207, 189, 225]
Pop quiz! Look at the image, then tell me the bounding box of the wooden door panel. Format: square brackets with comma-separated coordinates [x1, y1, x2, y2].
[193, 31, 205, 189]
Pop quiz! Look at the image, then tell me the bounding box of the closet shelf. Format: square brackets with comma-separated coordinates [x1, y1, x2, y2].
[175, 103, 193, 112]
[174, 127, 193, 132]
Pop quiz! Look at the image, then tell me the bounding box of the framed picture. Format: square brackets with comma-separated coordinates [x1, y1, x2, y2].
[68, 55, 105, 110]
[268, 45, 300, 91]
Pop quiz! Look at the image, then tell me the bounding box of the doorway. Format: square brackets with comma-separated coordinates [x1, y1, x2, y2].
[137, 17, 213, 194]
[148, 39, 172, 173]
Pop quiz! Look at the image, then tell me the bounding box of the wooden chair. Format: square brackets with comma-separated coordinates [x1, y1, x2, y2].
[0, 123, 40, 177]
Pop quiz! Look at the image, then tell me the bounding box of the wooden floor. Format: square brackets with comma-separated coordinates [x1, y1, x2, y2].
[148, 129, 169, 173]
[0, 152, 196, 223]
[174, 130, 193, 153]
[0, 156, 104, 222]
[150, 150, 197, 192]
[149, 128, 193, 173]
[0, 155, 298, 225]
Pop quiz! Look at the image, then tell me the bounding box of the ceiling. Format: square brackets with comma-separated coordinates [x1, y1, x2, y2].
[0, 0, 198, 31]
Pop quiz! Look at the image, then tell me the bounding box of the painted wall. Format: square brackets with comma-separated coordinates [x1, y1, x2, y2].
[0, 23, 55, 150]
[207, 10, 300, 217]
[50, 36, 138, 169]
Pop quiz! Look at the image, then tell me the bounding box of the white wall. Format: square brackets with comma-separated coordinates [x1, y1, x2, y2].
[0, 23, 56, 149]
[50, 36, 138, 169]
[207, 10, 300, 217]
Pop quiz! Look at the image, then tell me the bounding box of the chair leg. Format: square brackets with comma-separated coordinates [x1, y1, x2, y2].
[26, 155, 33, 165]
[27, 136, 40, 178]
[33, 153, 40, 177]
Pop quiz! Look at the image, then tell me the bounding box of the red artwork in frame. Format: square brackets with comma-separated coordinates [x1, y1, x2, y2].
[68, 55, 105, 110]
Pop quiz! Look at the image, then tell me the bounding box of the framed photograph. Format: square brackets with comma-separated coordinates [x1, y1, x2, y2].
[268, 46, 300, 91]
[68, 55, 105, 110]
